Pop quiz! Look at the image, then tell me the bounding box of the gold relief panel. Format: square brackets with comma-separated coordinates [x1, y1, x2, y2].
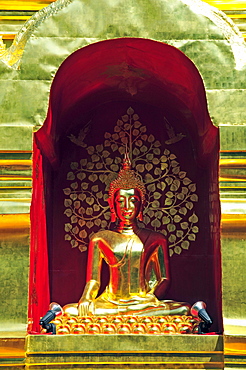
[64, 107, 199, 257]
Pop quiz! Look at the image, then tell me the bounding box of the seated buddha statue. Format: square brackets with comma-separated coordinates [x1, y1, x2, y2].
[64, 154, 190, 317]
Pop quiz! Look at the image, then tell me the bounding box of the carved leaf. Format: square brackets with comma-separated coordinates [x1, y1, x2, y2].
[170, 208, 177, 215]
[92, 154, 100, 162]
[148, 134, 155, 143]
[161, 163, 168, 170]
[167, 224, 176, 232]
[145, 163, 153, 171]
[67, 172, 75, 180]
[189, 183, 196, 192]
[174, 246, 182, 254]
[183, 177, 192, 185]
[181, 222, 189, 230]
[176, 230, 184, 238]
[153, 148, 160, 155]
[136, 164, 145, 173]
[63, 188, 71, 195]
[186, 202, 193, 210]
[169, 234, 176, 243]
[64, 209, 72, 217]
[71, 215, 78, 223]
[188, 213, 198, 223]
[136, 140, 143, 147]
[72, 226, 79, 234]
[162, 216, 170, 225]
[78, 193, 86, 201]
[79, 230, 87, 239]
[174, 215, 182, 223]
[151, 219, 161, 228]
[157, 182, 166, 191]
[96, 144, 103, 152]
[96, 162, 103, 169]
[64, 223, 72, 232]
[64, 199, 72, 207]
[78, 219, 86, 227]
[71, 162, 79, 169]
[71, 240, 79, 248]
[153, 192, 162, 199]
[192, 226, 199, 233]
[190, 194, 198, 202]
[74, 201, 80, 209]
[85, 206, 93, 214]
[134, 121, 141, 128]
[181, 241, 190, 249]
[127, 107, 134, 115]
[77, 172, 86, 181]
[91, 185, 99, 192]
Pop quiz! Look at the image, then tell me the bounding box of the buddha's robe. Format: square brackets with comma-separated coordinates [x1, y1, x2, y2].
[64, 228, 190, 316]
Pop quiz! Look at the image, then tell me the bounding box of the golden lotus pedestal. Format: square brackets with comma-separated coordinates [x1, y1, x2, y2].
[25, 334, 224, 369]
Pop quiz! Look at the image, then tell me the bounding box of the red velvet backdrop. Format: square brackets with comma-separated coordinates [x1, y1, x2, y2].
[29, 38, 222, 333]
[28, 138, 50, 332]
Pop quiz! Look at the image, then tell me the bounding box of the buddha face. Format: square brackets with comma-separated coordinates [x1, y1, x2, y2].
[114, 188, 142, 222]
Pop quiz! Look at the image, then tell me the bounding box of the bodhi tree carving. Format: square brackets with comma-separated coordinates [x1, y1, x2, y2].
[63, 107, 199, 257]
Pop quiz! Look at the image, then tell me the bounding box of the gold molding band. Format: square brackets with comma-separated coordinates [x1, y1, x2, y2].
[0, 213, 30, 229]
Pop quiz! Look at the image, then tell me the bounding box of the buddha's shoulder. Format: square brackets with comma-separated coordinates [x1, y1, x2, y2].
[89, 229, 120, 242]
[139, 227, 167, 242]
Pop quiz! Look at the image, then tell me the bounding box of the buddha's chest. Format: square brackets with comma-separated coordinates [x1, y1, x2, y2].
[100, 232, 144, 269]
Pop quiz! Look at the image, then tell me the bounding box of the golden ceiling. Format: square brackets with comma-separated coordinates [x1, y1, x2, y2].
[0, 0, 245, 43]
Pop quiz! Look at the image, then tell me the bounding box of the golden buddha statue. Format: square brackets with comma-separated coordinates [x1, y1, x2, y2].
[64, 154, 190, 317]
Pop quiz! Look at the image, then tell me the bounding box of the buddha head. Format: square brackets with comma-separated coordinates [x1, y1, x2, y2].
[108, 153, 146, 223]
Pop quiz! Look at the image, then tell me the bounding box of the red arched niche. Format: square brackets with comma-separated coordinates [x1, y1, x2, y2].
[29, 38, 221, 333]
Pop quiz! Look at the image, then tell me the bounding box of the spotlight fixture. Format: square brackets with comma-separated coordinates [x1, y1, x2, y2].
[191, 301, 213, 334]
[39, 302, 63, 334]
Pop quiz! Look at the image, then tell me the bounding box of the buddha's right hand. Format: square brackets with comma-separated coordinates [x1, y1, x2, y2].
[78, 300, 93, 316]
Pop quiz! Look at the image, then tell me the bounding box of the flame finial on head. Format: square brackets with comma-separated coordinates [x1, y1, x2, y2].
[108, 151, 146, 204]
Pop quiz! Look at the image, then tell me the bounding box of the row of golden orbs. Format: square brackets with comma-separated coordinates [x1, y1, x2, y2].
[50, 315, 200, 335]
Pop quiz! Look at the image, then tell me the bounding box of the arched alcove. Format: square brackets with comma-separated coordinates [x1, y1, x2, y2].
[29, 38, 222, 333]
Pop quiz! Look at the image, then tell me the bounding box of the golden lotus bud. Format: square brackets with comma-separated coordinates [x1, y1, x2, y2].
[109, 316, 124, 324]
[96, 316, 108, 324]
[146, 323, 162, 334]
[65, 317, 78, 326]
[177, 323, 192, 334]
[140, 316, 153, 324]
[132, 323, 146, 334]
[87, 323, 101, 334]
[56, 324, 70, 335]
[71, 323, 86, 334]
[171, 316, 183, 324]
[101, 323, 117, 334]
[124, 316, 138, 324]
[161, 323, 177, 334]
[117, 323, 131, 334]
[79, 316, 94, 324]
[51, 317, 63, 325]
[155, 316, 168, 324]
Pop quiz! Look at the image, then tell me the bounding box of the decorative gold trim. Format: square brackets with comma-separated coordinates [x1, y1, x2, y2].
[0, 16, 31, 20]
[26, 350, 224, 355]
[0, 151, 32, 154]
[221, 214, 246, 235]
[220, 158, 246, 168]
[0, 160, 32, 167]
[0, 1, 55, 11]
[0, 213, 30, 229]
[24, 361, 224, 366]
[0, 177, 32, 181]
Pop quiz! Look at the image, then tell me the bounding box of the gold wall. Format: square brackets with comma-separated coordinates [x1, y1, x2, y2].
[0, 0, 245, 368]
[0, 0, 245, 49]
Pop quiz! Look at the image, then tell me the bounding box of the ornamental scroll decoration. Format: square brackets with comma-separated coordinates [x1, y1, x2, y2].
[63, 107, 199, 257]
